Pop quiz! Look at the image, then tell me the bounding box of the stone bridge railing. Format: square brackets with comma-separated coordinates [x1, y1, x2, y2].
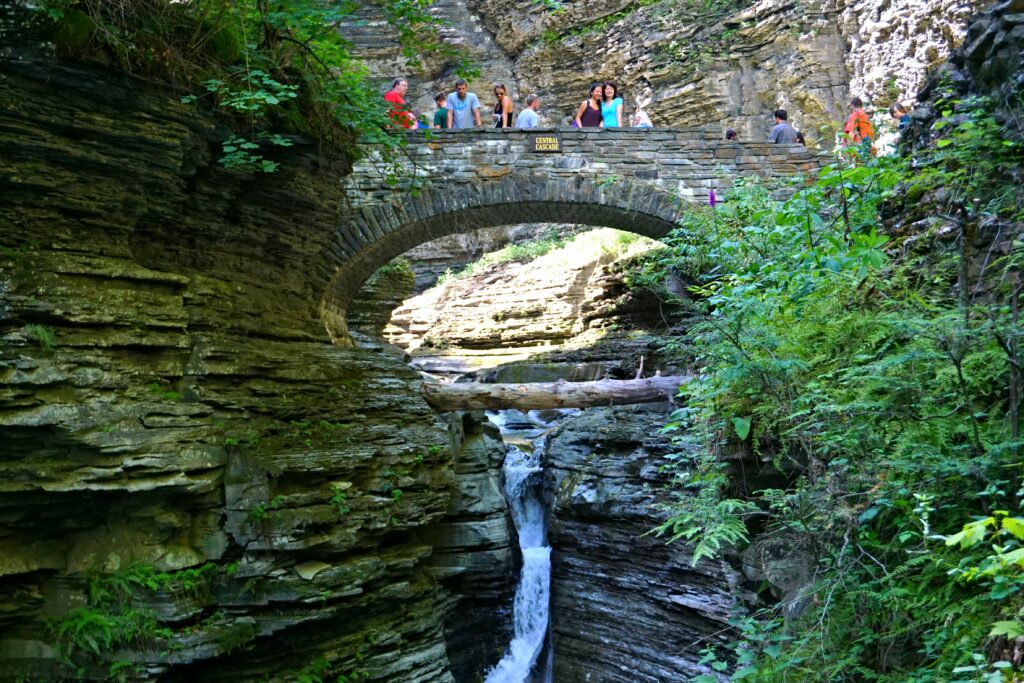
[345, 128, 816, 206]
[323, 129, 816, 342]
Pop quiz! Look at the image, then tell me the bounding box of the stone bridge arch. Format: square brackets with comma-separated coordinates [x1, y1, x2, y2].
[323, 130, 817, 343]
[320, 174, 683, 342]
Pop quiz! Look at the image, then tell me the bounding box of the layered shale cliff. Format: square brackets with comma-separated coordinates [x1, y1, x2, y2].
[0, 55, 515, 681]
[544, 405, 736, 682]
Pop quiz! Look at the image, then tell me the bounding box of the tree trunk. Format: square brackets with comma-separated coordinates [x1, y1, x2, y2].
[420, 375, 690, 412]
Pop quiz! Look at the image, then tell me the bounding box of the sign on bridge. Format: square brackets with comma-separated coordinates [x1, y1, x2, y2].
[532, 134, 561, 153]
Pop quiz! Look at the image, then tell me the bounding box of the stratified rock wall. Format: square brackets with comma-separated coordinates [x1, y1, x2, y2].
[340, 0, 520, 117]
[544, 405, 736, 681]
[0, 56, 512, 681]
[385, 230, 676, 375]
[347, 0, 985, 144]
[424, 413, 517, 682]
[400, 225, 582, 294]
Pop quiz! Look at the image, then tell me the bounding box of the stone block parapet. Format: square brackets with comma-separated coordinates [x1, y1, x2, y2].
[344, 128, 817, 207]
[326, 129, 817, 342]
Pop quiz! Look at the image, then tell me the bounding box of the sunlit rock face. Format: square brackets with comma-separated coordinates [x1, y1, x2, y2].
[838, 0, 983, 107]
[400, 225, 580, 294]
[384, 229, 679, 376]
[472, 0, 985, 142]
[348, 0, 984, 145]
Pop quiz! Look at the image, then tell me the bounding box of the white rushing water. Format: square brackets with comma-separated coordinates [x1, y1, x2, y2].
[485, 437, 552, 683]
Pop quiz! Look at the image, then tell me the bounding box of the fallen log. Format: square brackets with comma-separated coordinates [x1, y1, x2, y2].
[420, 375, 690, 412]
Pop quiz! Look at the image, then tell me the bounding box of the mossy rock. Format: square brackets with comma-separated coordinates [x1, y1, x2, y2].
[277, 102, 309, 135]
[53, 9, 94, 53]
[906, 182, 927, 202]
[202, 20, 243, 64]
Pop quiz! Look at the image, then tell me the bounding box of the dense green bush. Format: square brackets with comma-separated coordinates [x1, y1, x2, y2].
[634, 96, 1024, 681]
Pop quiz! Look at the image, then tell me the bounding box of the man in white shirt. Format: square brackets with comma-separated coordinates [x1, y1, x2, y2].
[515, 94, 541, 129]
[446, 79, 482, 129]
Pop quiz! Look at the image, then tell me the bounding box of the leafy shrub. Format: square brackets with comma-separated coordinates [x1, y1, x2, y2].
[634, 130, 1024, 678]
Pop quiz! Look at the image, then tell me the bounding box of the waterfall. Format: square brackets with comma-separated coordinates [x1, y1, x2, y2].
[484, 413, 556, 683]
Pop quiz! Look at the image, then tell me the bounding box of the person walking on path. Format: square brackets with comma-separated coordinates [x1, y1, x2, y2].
[446, 79, 482, 129]
[492, 84, 514, 128]
[384, 78, 414, 129]
[889, 102, 911, 132]
[515, 94, 541, 129]
[770, 109, 799, 144]
[843, 97, 875, 150]
[574, 83, 604, 128]
[601, 82, 623, 128]
[432, 92, 449, 129]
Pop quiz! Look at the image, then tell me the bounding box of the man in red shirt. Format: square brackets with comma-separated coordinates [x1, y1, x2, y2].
[384, 78, 415, 129]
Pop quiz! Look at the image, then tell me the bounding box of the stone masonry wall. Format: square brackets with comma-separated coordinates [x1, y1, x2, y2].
[326, 129, 815, 339]
[347, 129, 816, 208]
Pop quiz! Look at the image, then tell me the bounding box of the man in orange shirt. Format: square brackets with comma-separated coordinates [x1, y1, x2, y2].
[843, 97, 875, 153]
[384, 78, 415, 129]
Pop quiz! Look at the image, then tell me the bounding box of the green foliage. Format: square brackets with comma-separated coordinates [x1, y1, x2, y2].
[32, 0, 475, 174]
[52, 8, 94, 51]
[945, 511, 1024, 630]
[568, 8, 637, 36]
[330, 484, 352, 516]
[365, 257, 414, 288]
[286, 651, 371, 681]
[249, 494, 286, 522]
[277, 418, 352, 449]
[294, 656, 331, 683]
[918, 95, 1023, 217]
[650, 445, 758, 565]
[0, 243, 32, 262]
[108, 660, 143, 682]
[114, 562, 220, 600]
[146, 381, 182, 402]
[654, 0, 746, 68]
[632, 125, 1024, 678]
[24, 324, 56, 352]
[47, 563, 222, 665]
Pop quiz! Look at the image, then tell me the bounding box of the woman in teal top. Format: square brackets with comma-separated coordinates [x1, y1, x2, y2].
[601, 82, 623, 128]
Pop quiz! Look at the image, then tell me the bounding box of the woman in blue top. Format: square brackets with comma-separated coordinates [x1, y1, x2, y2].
[601, 81, 623, 128]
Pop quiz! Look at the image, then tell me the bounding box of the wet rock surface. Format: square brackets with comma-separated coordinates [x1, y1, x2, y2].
[425, 413, 517, 682]
[544, 404, 736, 682]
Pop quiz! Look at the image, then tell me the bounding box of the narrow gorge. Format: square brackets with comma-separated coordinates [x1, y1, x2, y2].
[2, 0, 1024, 681]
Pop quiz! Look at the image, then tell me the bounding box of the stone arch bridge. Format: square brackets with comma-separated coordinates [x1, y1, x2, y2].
[323, 129, 816, 342]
